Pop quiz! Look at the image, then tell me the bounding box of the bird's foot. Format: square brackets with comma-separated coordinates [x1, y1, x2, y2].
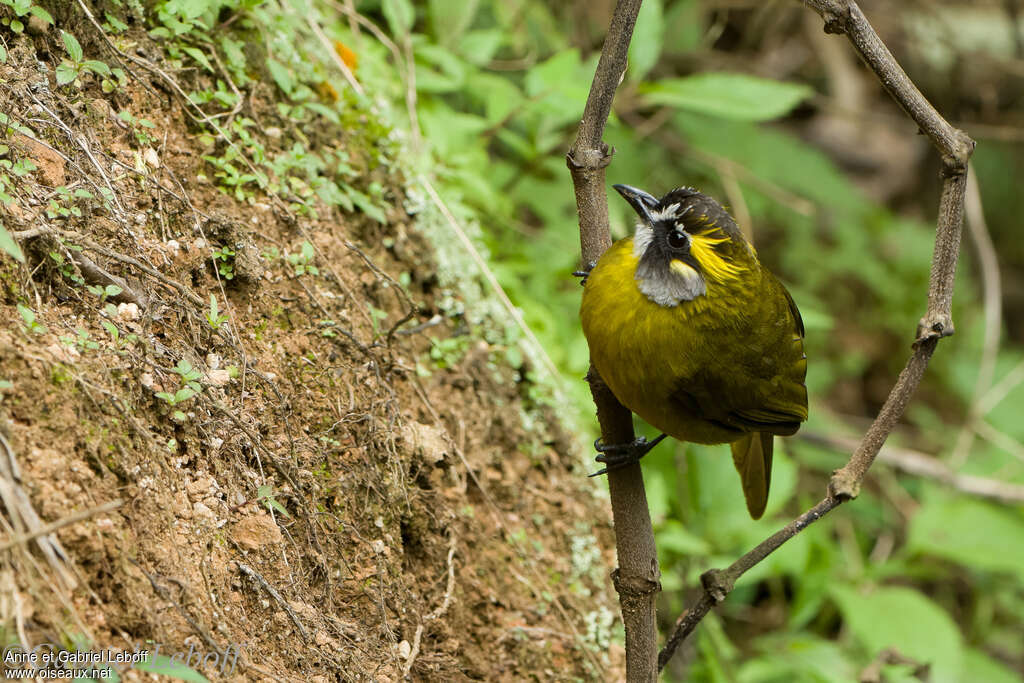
[573, 261, 597, 286]
[589, 434, 667, 477]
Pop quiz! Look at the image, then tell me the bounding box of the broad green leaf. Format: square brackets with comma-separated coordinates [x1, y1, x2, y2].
[265, 58, 294, 95]
[739, 635, 858, 683]
[457, 29, 504, 66]
[62, 31, 83, 63]
[29, 5, 53, 25]
[907, 492, 1024, 581]
[962, 648, 1023, 683]
[429, 0, 479, 45]
[640, 73, 813, 121]
[524, 48, 580, 97]
[414, 42, 469, 93]
[182, 47, 213, 73]
[83, 60, 112, 77]
[0, 224, 24, 262]
[56, 62, 78, 85]
[628, 0, 663, 81]
[656, 519, 711, 556]
[382, 0, 415, 36]
[831, 585, 963, 683]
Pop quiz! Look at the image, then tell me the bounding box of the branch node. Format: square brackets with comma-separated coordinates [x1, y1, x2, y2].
[611, 567, 662, 597]
[828, 468, 861, 500]
[699, 568, 733, 603]
[807, 0, 851, 34]
[915, 314, 954, 345]
[566, 145, 613, 172]
[941, 131, 976, 174]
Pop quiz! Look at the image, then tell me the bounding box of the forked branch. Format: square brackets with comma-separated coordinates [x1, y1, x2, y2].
[658, 0, 974, 669]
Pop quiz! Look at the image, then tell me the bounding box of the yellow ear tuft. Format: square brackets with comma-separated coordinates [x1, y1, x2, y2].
[689, 234, 745, 283]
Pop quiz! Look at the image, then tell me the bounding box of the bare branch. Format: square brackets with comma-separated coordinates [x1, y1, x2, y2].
[658, 0, 975, 669]
[566, 2, 659, 681]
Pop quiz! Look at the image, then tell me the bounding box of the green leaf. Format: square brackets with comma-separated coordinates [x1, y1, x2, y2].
[382, 0, 415, 36]
[429, 0, 478, 45]
[82, 60, 112, 76]
[656, 519, 711, 556]
[831, 585, 963, 682]
[104, 11, 129, 32]
[56, 62, 78, 86]
[628, 0, 663, 81]
[962, 648, 1023, 683]
[265, 58, 294, 96]
[346, 188, 386, 223]
[640, 73, 813, 121]
[61, 31, 83, 63]
[28, 5, 53, 25]
[457, 29, 503, 66]
[907, 492, 1024, 582]
[0, 224, 24, 262]
[182, 46, 213, 73]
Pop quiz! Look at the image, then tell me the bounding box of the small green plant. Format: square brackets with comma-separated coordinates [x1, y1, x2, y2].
[206, 294, 229, 329]
[286, 240, 318, 276]
[318, 319, 337, 338]
[155, 359, 203, 420]
[56, 31, 118, 88]
[117, 110, 157, 147]
[18, 304, 47, 334]
[256, 484, 291, 518]
[212, 245, 235, 280]
[61, 327, 99, 352]
[46, 186, 95, 219]
[88, 283, 122, 303]
[0, 0, 53, 34]
[429, 335, 471, 370]
[100, 320, 138, 350]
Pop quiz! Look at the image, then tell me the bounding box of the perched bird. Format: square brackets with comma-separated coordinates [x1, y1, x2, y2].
[579, 184, 808, 519]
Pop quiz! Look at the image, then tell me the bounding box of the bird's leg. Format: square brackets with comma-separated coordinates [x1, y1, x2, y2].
[589, 434, 668, 477]
[572, 260, 597, 286]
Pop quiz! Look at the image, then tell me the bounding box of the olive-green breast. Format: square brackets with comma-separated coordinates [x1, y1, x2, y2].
[580, 237, 807, 444]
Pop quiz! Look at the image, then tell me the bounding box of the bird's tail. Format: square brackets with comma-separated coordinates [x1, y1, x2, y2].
[730, 432, 773, 520]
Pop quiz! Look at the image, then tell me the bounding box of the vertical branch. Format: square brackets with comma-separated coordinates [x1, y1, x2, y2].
[566, 2, 659, 681]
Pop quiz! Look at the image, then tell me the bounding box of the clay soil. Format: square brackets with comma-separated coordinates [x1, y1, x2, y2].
[0, 18, 622, 682]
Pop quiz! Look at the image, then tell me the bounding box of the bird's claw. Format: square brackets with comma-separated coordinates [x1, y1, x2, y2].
[573, 261, 597, 286]
[588, 434, 667, 477]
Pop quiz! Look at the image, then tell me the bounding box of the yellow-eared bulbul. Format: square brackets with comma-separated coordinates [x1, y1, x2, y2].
[579, 184, 808, 519]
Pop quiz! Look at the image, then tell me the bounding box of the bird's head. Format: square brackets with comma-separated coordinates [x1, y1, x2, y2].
[613, 184, 755, 307]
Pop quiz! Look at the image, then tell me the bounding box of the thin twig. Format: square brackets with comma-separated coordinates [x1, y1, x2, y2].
[565, 2, 654, 681]
[657, 1, 975, 669]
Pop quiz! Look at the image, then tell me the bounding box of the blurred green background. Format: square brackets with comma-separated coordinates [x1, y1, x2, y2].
[113, 0, 1024, 679]
[355, 1, 1024, 680]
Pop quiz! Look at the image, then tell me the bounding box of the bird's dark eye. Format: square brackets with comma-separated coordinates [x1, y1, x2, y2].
[667, 229, 688, 250]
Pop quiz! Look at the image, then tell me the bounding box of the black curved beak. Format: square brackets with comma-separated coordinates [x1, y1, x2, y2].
[613, 184, 659, 224]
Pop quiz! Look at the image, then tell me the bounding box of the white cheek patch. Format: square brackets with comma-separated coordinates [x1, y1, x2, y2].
[633, 224, 654, 258]
[637, 258, 706, 307]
